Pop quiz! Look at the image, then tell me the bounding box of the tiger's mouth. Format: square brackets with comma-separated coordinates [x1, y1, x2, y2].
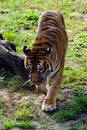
[41, 77, 47, 83]
[33, 77, 47, 85]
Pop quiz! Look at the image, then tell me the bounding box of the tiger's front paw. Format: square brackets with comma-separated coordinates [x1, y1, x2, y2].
[42, 104, 57, 112]
[42, 98, 57, 112]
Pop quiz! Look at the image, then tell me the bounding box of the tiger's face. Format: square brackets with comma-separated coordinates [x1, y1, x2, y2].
[23, 46, 52, 85]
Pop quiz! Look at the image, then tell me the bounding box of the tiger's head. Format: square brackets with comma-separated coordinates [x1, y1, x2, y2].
[23, 46, 53, 85]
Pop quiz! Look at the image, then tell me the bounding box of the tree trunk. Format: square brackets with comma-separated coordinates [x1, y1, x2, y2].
[0, 39, 28, 81]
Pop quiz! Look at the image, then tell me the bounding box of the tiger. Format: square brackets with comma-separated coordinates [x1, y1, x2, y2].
[23, 10, 68, 112]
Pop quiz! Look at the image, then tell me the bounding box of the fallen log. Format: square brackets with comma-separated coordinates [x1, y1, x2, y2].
[0, 34, 28, 81]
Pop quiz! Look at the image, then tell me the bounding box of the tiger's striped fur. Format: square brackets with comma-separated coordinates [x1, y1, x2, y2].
[23, 10, 68, 112]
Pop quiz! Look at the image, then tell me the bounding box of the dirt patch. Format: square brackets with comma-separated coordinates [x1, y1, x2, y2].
[65, 60, 79, 69]
[72, 12, 87, 21]
[0, 86, 87, 130]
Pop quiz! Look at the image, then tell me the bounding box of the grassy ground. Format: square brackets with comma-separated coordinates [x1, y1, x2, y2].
[0, 0, 87, 130]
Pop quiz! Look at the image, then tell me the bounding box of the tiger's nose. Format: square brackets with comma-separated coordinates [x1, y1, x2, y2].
[31, 73, 41, 84]
[32, 78, 42, 84]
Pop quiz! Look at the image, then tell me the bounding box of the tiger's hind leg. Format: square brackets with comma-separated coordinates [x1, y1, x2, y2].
[42, 67, 64, 112]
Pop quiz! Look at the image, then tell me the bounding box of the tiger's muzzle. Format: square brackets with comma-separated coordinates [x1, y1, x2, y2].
[31, 72, 46, 85]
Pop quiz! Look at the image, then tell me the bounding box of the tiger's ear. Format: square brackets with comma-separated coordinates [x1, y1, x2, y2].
[23, 46, 31, 55]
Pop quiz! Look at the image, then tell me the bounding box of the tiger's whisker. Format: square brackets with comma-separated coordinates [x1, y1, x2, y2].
[22, 79, 30, 87]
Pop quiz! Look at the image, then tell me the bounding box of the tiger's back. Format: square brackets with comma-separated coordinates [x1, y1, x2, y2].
[23, 10, 68, 112]
[33, 10, 68, 65]
[38, 10, 65, 31]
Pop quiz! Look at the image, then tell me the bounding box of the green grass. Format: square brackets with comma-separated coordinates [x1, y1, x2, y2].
[0, 0, 87, 129]
[62, 65, 87, 92]
[76, 124, 84, 130]
[69, 124, 84, 130]
[0, 99, 35, 129]
[55, 95, 87, 122]
[0, 76, 23, 92]
[0, 97, 8, 124]
[14, 100, 33, 120]
[3, 120, 35, 130]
